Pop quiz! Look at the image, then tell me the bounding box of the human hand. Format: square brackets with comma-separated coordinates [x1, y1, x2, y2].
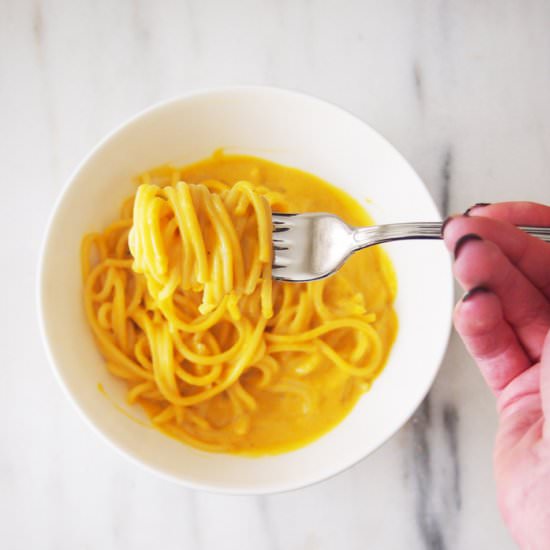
[443, 202, 550, 550]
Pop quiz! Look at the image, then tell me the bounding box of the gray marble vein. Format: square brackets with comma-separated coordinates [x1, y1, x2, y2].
[413, 60, 424, 105]
[443, 402, 462, 511]
[440, 147, 453, 217]
[408, 399, 447, 550]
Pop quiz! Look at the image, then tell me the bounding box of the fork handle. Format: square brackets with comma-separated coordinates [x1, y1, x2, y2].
[352, 222, 550, 248]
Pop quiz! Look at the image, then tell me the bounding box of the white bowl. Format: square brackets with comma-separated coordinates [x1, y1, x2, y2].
[38, 87, 453, 494]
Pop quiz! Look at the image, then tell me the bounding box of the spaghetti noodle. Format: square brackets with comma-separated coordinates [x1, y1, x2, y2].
[81, 152, 397, 454]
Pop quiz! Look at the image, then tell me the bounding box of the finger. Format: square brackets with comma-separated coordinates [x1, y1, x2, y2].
[443, 216, 550, 299]
[469, 201, 550, 226]
[497, 364, 541, 416]
[541, 331, 550, 438]
[453, 237, 550, 360]
[495, 364, 543, 461]
[454, 287, 531, 394]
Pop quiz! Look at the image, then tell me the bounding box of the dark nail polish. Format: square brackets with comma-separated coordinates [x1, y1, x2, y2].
[462, 286, 491, 302]
[440, 215, 454, 237]
[454, 233, 482, 259]
[464, 202, 491, 216]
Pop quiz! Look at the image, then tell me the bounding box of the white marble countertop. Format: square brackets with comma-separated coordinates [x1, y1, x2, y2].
[3, 1, 550, 548]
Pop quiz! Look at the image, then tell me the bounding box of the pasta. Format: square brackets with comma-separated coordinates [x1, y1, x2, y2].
[81, 152, 397, 454]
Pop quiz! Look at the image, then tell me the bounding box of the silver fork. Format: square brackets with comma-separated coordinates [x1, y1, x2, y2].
[272, 213, 550, 282]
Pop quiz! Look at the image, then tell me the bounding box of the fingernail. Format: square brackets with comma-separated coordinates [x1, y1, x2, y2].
[454, 233, 482, 259]
[462, 286, 491, 302]
[464, 202, 491, 216]
[440, 215, 456, 237]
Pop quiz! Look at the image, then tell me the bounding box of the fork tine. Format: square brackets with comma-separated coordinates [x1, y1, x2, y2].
[272, 256, 292, 268]
[273, 235, 290, 244]
[272, 244, 292, 263]
[272, 212, 297, 218]
[272, 213, 297, 277]
[272, 213, 296, 229]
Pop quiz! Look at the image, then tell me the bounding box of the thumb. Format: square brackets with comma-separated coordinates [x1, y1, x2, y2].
[541, 330, 550, 436]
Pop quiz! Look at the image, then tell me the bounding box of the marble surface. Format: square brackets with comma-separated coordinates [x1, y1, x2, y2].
[2, 0, 550, 548]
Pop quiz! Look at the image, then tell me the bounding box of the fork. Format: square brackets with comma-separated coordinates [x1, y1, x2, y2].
[271, 213, 550, 282]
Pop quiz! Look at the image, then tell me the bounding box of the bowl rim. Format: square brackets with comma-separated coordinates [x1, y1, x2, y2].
[37, 85, 454, 494]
